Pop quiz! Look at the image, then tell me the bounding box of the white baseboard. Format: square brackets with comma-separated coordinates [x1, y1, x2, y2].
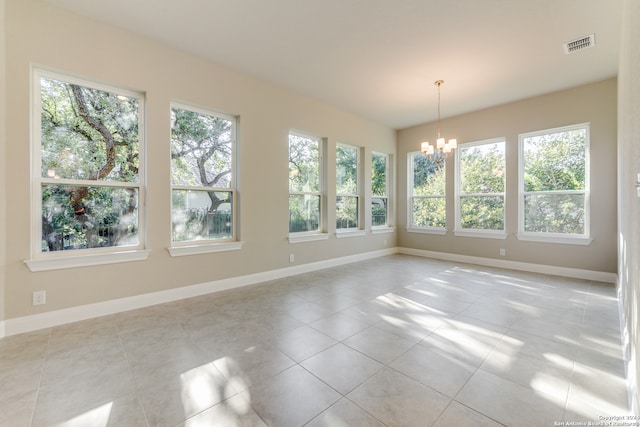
[2, 248, 397, 338]
[398, 247, 617, 284]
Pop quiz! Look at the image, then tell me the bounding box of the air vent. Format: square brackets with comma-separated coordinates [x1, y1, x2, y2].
[563, 34, 595, 54]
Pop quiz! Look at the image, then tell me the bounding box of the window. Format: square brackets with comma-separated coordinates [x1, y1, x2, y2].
[408, 152, 446, 231]
[518, 123, 590, 243]
[336, 144, 360, 230]
[33, 70, 144, 259]
[289, 131, 322, 234]
[456, 138, 506, 236]
[170, 104, 236, 246]
[371, 152, 389, 228]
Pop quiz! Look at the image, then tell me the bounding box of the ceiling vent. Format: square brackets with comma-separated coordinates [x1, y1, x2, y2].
[563, 34, 595, 54]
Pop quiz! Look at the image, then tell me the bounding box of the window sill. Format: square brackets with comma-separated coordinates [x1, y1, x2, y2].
[371, 226, 396, 235]
[336, 229, 367, 239]
[406, 227, 447, 235]
[516, 233, 592, 245]
[288, 233, 329, 244]
[25, 249, 151, 272]
[454, 230, 508, 240]
[168, 241, 244, 257]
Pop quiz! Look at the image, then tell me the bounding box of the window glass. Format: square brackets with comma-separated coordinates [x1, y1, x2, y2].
[289, 132, 321, 233]
[336, 144, 359, 229]
[458, 140, 505, 231]
[170, 105, 235, 243]
[371, 152, 388, 227]
[410, 153, 445, 228]
[520, 124, 589, 236]
[37, 72, 143, 253]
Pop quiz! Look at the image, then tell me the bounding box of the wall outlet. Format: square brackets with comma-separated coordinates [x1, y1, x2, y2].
[33, 290, 46, 306]
[289, 253, 295, 263]
[499, 248, 506, 257]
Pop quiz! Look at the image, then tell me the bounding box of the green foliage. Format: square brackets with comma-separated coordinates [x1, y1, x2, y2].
[411, 153, 446, 227]
[371, 153, 387, 197]
[289, 194, 320, 232]
[523, 128, 586, 234]
[523, 129, 586, 192]
[289, 134, 319, 193]
[459, 142, 505, 230]
[336, 196, 358, 229]
[170, 108, 232, 188]
[336, 145, 357, 195]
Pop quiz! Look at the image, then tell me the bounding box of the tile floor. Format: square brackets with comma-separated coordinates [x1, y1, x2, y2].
[0, 254, 631, 427]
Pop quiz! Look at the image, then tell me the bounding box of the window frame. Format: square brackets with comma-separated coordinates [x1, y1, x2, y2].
[168, 102, 241, 256]
[517, 123, 591, 245]
[26, 69, 149, 271]
[335, 142, 362, 234]
[407, 151, 447, 235]
[371, 151, 391, 230]
[454, 137, 507, 239]
[288, 130, 327, 243]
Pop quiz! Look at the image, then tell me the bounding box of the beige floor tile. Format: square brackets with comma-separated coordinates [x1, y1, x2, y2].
[343, 326, 417, 364]
[347, 367, 451, 427]
[240, 365, 340, 427]
[271, 325, 337, 362]
[306, 398, 386, 427]
[432, 401, 503, 427]
[301, 343, 383, 394]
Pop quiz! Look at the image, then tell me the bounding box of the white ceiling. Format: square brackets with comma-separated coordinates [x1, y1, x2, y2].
[43, 0, 622, 129]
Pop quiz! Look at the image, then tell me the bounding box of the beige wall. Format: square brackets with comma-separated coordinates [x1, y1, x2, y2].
[2, 0, 396, 321]
[0, 0, 6, 329]
[397, 79, 618, 274]
[618, 0, 640, 413]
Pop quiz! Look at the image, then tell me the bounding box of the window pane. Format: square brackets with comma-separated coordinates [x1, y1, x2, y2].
[523, 128, 586, 192]
[372, 197, 388, 226]
[336, 196, 358, 229]
[40, 77, 140, 183]
[372, 153, 387, 197]
[460, 196, 504, 230]
[172, 190, 232, 242]
[289, 194, 320, 233]
[171, 108, 233, 188]
[460, 143, 505, 193]
[41, 184, 139, 251]
[289, 134, 319, 193]
[524, 193, 585, 234]
[336, 145, 357, 195]
[413, 154, 445, 196]
[412, 197, 446, 228]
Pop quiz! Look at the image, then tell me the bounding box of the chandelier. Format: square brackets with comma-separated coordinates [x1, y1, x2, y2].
[420, 80, 457, 161]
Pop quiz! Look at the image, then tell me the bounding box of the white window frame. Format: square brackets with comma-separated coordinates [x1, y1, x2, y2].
[517, 123, 591, 245]
[336, 142, 363, 236]
[371, 151, 393, 232]
[454, 137, 507, 239]
[407, 151, 447, 235]
[288, 130, 327, 243]
[26, 69, 149, 272]
[168, 102, 242, 257]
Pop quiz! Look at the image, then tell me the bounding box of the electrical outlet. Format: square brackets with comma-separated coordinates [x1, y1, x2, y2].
[33, 291, 46, 306]
[289, 253, 295, 263]
[499, 248, 506, 257]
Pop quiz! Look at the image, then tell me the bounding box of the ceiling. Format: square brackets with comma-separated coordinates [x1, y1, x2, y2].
[43, 0, 622, 130]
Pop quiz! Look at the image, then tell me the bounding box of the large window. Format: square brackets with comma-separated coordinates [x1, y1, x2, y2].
[371, 152, 389, 227]
[456, 138, 505, 235]
[409, 152, 446, 230]
[519, 123, 590, 242]
[33, 70, 144, 256]
[289, 132, 322, 234]
[170, 104, 236, 245]
[336, 144, 360, 230]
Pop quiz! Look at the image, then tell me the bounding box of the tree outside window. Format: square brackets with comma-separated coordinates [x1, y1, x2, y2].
[336, 144, 359, 230]
[289, 132, 321, 233]
[520, 124, 589, 237]
[410, 152, 446, 228]
[371, 152, 388, 227]
[457, 139, 505, 231]
[170, 105, 235, 243]
[36, 72, 143, 253]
